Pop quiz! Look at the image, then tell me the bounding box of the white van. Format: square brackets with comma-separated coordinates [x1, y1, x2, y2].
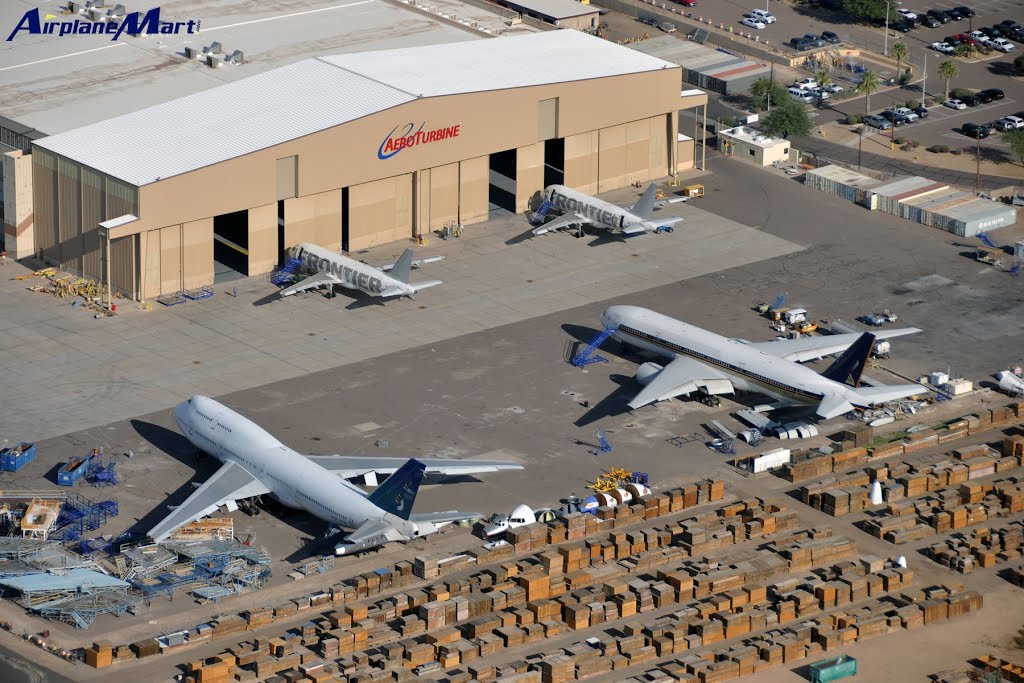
[788, 87, 814, 103]
[750, 8, 777, 22]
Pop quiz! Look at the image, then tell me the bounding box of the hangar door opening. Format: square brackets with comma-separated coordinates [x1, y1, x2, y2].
[213, 209, 249, 282]
[544, 138, 564, 187]
[488, 148, 517, 217]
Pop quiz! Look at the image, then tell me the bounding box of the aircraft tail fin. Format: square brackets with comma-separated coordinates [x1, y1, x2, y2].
[367, 458, 424, 520]
[389, 249, 414, 284]
[631, 183, 659, 220]
[822, 332, 876, 387]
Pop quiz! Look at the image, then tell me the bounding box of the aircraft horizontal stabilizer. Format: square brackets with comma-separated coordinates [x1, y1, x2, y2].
[409, 510, 484, 524]
[381, 255, 445, 271]
[622, 225, 652, 236]
[817, 394, 856, 420]
[345, 519, 405, 545]
[849, 383, 929, 406]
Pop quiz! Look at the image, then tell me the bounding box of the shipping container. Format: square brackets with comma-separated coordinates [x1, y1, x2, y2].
[810, 655, 857, 682]
[752, 448, 792, 473]
[57, 454, 93, 486]
[803, 165, 882, 204]
[867, 176, 949, 214]
[0, 442, 37, 472]
[930, 200, 1017, 237]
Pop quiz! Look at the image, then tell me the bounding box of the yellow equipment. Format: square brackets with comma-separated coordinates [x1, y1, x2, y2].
[588, 467, 634, 492]
[682, 184, 705, 199]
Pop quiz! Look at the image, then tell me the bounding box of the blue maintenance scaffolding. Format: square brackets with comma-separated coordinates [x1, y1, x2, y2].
[977, 232, 998, 249]
[571, 327, 617, 367]
[271, 257, 303, 286]
[86, 454, 119, 488]
[590, 430, 614, 456]
[51, 492, 119, 544]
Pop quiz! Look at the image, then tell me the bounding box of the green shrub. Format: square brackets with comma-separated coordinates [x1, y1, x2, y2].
[950, 148, 962, 155]
[927, 144, 949, 153]
[910, 139, 920, 148]
[894, 136, 905, 145]
[846, 113, 861, 125]
[950, 87, 972, 99]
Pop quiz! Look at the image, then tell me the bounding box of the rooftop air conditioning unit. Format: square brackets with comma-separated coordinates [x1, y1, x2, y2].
[226, 50, 244, 64]
[208, 41, 223, 54]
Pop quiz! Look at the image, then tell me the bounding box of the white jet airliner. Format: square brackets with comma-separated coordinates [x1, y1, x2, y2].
[149, 396, 522, 555]
[279, 243, 444, 300]
[600, 305, 927, 419]
[531, 183, 688, 237]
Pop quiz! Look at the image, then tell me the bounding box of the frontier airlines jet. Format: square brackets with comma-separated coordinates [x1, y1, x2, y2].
[600, 306, 927, 420]
[530, 183, 688, 237]
[279, 242, 444, 300]
[149, 396, 522, 555]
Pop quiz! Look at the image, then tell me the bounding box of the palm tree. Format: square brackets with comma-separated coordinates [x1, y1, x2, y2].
[815, 69, 832, 103]
[938, 59, 959, 99]
[857, 70, 880, 114]
[890, 41, 909, 83]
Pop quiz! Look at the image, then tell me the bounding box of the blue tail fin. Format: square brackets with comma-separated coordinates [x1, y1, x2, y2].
[822, 333, 876, 387]
[367, 459, 424, 520]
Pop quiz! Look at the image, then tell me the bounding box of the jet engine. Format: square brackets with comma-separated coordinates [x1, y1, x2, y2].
[635, 362, 664, 386]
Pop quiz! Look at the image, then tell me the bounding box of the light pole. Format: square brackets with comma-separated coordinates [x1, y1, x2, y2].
[975, 135, 981, 193]
[857, 127, 864, 170]
[884, 0, 890, 55]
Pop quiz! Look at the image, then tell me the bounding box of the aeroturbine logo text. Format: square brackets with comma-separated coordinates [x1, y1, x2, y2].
[378, 122, 461, 160]
[7, 8, 201, 42]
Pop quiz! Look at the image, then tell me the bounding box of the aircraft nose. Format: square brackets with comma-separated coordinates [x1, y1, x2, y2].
[601, 306, 624, 330]
[173, 399, 190, 431]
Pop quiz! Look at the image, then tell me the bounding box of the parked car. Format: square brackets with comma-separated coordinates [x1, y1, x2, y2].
[969, 30, 991, 45]
[740, 17, 767, 29]
[880, 109, 910, 125]
[943, 35, 963, 46]
[793, 77, 818, 89]
[943, 99, 967, 109]
[992, 116, 1024, 130]
[821, 30, 841, 44]
[960, 94, 981, 107]
[896, 8, 918, 20]
[980, 26, 1004, 38]
[991, 38, 1015, 52]
[928, 9, 952, 23]
[824, 83, 845, 93]
[894, 107, 920, 122]
[945, 6, 964, 20]
[953, 33, 978, 45]
[931, 41, 956, 53]
[954, 6, 975, 17]
[657, 21, 677, 33]
[750, 8, 776, 22]
[863, 114, 893, 130]
[788, 87, 815, 103]
[975, 90, 994, 104]
[999, 19, 1022, 32]
[802, 32, 826, 47]
[672, 0, 697, 5]
[980, 88, 1005, 100]
[912, 106, 930, 118]
[961, 122, 990, 138]
[810, 87, 831, 100]
[921, 15, 941, 27]
[892, 20, 912, 32]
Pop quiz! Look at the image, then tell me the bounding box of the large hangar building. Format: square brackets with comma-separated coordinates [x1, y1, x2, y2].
[26, 30, 706, 300]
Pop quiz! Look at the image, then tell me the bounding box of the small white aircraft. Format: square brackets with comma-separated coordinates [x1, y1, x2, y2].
[997, 370, 1024, 396]
[149, 396, 523, 555]
[531, 183, 688, 237]
[600, 305, 927, 420]
[279, 242, 444, 300]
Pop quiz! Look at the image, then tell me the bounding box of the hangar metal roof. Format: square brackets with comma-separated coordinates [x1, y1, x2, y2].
[34, 31, 677, 187]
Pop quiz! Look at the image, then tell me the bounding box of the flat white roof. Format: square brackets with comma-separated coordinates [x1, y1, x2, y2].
[721, 126, 789, 149]
[35, 30, 677, 187]
[494, 0, 600, 19]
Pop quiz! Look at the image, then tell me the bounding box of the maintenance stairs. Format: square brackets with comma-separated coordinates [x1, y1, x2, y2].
[571, 327, 617, 367]
[270, 257, 303, 286]
[532, 200, 554, 224]
[977, 232, 998, 249]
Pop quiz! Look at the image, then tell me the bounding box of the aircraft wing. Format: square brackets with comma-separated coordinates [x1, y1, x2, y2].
[532, 213, 592, 236]
[148, 461, 270, 542]
[622, 216, 685, 236]
[278, 272, 342, 297]
[817, 394, 856, 420]
[305, 456, 523, 479]
[751, 328, 922, 362]
[345, 519, 404, 545]
[380, 256, 446, 271]
[408, 510, 484, 524]
[627, 356, 733, 409]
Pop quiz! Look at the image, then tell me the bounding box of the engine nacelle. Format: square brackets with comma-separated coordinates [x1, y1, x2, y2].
[635, 362, 664, 386]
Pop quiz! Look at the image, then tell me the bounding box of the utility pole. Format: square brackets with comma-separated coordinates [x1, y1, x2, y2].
[921, 52, 927, 108]
[767, 62, 775, 113]
[975, 135, 981, 193]
[858, 128, 863, 170]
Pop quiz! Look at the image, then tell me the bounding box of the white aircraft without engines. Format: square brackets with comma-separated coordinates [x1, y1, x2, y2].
[600, 305, 928, 420]
[149, 396, 523, 555]
[279, 242, 444, 300]
[531, 183, 688, 237]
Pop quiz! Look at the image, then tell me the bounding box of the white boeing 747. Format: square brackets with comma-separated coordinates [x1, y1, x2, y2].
[531, 183, 688, 237]
[149, 396, 523, 555]
[600, 306, 927, 419]
[279, 242, 444, 300]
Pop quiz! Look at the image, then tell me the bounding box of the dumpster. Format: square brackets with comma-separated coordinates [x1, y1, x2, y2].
[810, 655, 857, 682]
[0, 442, 37, 472]
[57, 455, 93, 486]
